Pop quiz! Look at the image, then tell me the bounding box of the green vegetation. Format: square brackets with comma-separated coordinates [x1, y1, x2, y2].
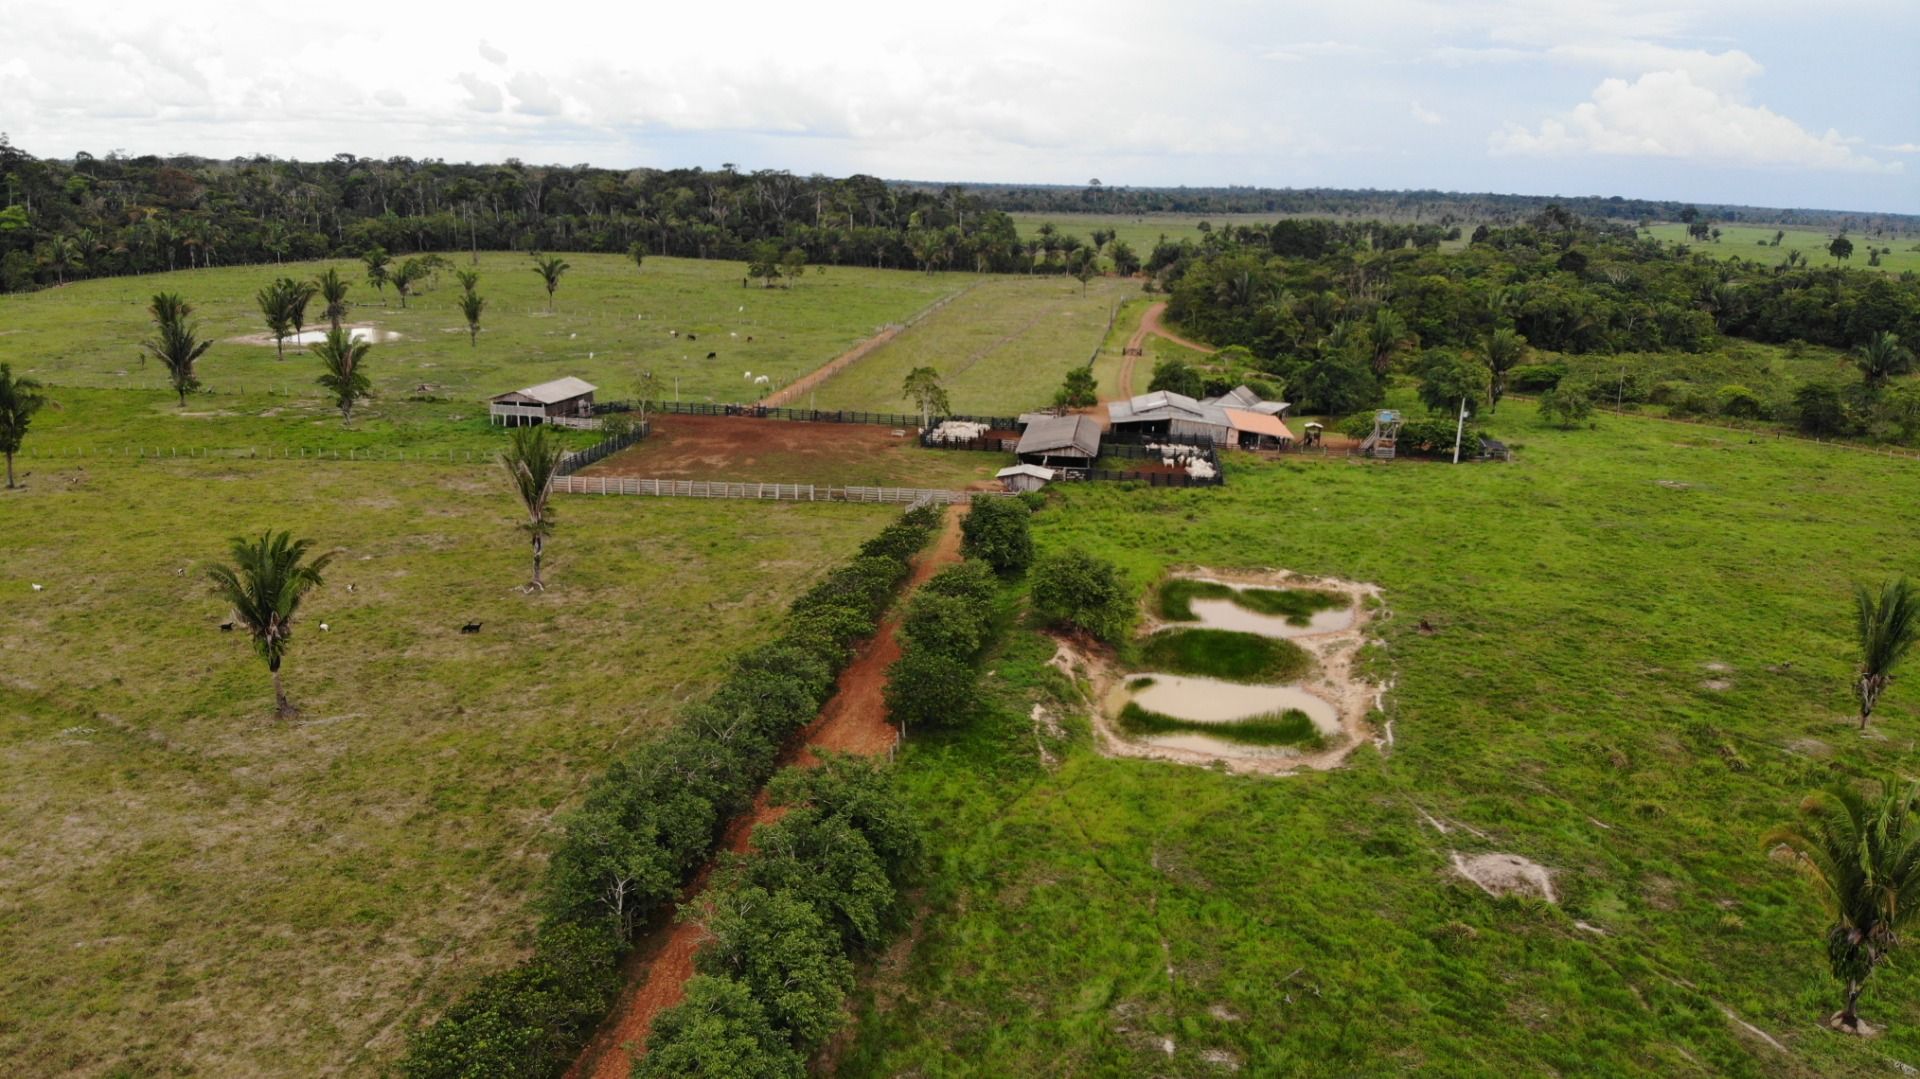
[1116, 701, 1325, 749]
[499, 424, 566, 591]
[1157, 578, 1346, 625]
[847, 398, 1920, 1077]
[1851, 577, 1918, 730]
[0, 362, 50, 487]
[203, 529, 335, 718]
[1030, 548, 1132, 642]
[1642, 224, 1920, 276]
[959, 496, 1033, 575]
[1135, 628, 1314, 684]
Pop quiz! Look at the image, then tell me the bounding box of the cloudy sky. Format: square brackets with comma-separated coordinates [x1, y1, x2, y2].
[2, 0, 1915, 213]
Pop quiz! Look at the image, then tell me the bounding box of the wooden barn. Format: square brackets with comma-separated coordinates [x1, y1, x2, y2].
[489, 377, 598, 427]
[1015, 414, 1102, 468]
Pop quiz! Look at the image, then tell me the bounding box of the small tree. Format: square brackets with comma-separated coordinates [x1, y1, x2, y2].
[1414, 349, 1489, 416]
[1030, 549, 1131, 642]
[459, 289, 486, 347]
[1829, 235, 1854, 262]
[959, 497, 1032, 575]
[141, 295, 212, 407]
[1854, 332, 1914, 390]
[453, 268, 480, 293]
[692, 885, 853, 1051]
[1852, 577, 1918, 731]
[1070, 247, 1097, 294]
[1054, 366, 1098, 410]
[362, 247, 390, 300]
[531, 254, 570, 311]
[313, 326, 372, 424]
[627, 241, 646, 273]
[1536, 384, 1593, 428]
[256, 278, 297, 360]
[0, 363, 51, 489]
[389, 257, 425, 309]
[779, 247, 807, 288]
[901, 366, 949, 429]
[884, 648, 977, 732]
[746, 241, 782, 288]
[315, 267, 350, 329]
[1795, 382, 1849, 436]
[1482, 327, 1529, 412]
[634, 975, 805, 1079]
[1763, 777, 1920, 1033]
[500, 424, 566, 591]
[1147, 358, 1204, 398]
[205, 530, 334, 718]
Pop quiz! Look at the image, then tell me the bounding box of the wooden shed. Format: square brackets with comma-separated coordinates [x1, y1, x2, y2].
[996, 464, 1057, 492]
[489, 376, 598, 427]
[1015, 414, 1102, 467]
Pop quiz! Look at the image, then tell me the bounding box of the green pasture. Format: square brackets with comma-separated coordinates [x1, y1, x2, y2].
[848, 398, 1920, 1078]
[1642, 224, 1920, 274]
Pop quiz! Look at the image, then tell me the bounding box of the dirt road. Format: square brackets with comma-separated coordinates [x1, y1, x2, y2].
[566, 506, 966, 1079]
[1113, 302, 1217, 400]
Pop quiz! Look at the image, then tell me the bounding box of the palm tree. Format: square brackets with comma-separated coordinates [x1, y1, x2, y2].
[40, 235, 84, 285]
[628, 241, 646, 273]
[901, 366, 949, 429]
[1853, 577, 1918, 730]
[454, 268, 480, 293]
[362, 248, 390, 301]
[1854, 332, 1915, 390]
[0, 363, 52, 489]
[389, 258, 425, 309]
[206, 530, 334, 718]
[315, 267, 351, 329]
[1482, 327, 1529, 412]
[313, 326, 372, 424]
[286, 277, 317, 342]
[458, 289, 486, 347]
[531, 254, 570, 311]
[1364, 307, 1415, 377]
[141, 299, 213, 407]
[500, 424, 566, 591]
[1764, 777, 1920, 1033]
[256, 278, 296, 360]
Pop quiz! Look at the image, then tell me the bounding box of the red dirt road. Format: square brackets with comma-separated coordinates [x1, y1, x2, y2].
[1114, 302, 1218, 400]
[761, 326, 900, 408]
[582, 412, 911, 480]
[565, 507, 966, 1079]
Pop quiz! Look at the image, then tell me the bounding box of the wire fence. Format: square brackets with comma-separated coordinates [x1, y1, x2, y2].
[552, 476, 990, 504]
[594, 399, 1020, 431]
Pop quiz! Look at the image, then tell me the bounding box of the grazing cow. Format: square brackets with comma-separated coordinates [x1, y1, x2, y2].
[461, 621, 483, 634]
[669, 329, 679, 337]
[220, 621, 235, 632]
[686, 333, 696, 341]
[707, 352, 717, 360]
[746, 336, 753, 342]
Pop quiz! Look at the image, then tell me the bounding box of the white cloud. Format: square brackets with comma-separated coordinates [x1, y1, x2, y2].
[454, 72, 502, 113]
[505, 71, 563, 116]
[1492, 69, 1895, 172]
[477, 40, 507, 66]
[373, 88, 407, 108]
[1876, 142, 1920, 153]
[1410, 100, 1443, 125]
[1262, 41, 1373, 62]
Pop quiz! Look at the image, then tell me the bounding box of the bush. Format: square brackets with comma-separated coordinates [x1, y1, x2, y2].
[1794, 382, 1850, 436]
[1147, 357, 1204, 397]
[729, 808, 897, 950]
[900, 591, 989, 660]
[634, 975, 805, 1079]
[960, 497, 1033, 575]
[768, 755, 923, 887]
[920, 560, 997, 607]
[1031, 549, 1132, 643]
[883, 648, 978, 730]
[1137, 629, 1313, 684]
[1507, 363, 1565, 392]
[1537, 385, 1594, 428]
[1395, 417, 1482, 458]
[692, 885, 853, 1052]
[1714, 384, 1764, 419]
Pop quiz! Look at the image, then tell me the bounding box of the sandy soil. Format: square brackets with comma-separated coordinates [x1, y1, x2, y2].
[1058, 567, 1388, 776]
[565, 507, 966, 1079]
[579, 412, 918, 480]
[1450, 851, 1558, 903]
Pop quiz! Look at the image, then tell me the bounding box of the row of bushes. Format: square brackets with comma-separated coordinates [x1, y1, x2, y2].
[636, 758, 924, 1077]
[398, 505, 944, 1079]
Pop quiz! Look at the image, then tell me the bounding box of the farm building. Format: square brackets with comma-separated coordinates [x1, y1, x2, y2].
[995, 464, 1057, 492]
[1107, 386, 1293, 449]
[1015, 414, 1103, 467]
[489, 377, 598, 427]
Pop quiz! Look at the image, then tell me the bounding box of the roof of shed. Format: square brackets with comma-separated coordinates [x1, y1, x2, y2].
[996, 464, 1057, 480]
[1222, 408, 1294, 440]
[1016, 414, 1102, 457]
[492, 376, 597, 404]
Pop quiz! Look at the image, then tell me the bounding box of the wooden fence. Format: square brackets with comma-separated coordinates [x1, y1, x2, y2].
[556, 423, 650, 476]
[552, 476, 986, 504]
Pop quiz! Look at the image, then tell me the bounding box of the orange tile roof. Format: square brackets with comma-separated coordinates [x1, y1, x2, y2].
[1222, 408, 1293, 440]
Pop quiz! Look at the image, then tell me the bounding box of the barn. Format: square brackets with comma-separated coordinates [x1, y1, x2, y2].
[1015, 414, 1103, 468]
[1107, 386, 1292, 449]
[995, 464, 1057, 492]
[489, 377, 598, 427]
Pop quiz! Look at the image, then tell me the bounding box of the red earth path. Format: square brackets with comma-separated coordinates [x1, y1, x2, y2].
[1112, 301, 1219, 400]
[564, 505, 966, 1079]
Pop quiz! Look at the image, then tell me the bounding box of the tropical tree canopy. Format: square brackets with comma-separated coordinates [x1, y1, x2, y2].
[0, 363, 51, 488]
[205, 530, 334, 717]
[313, 326, 373, 423]
[1853, 577, 1919, 729]
[500, 423, 567, 589]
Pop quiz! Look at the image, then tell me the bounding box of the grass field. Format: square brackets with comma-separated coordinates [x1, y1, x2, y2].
[0, 456, 892, 1076]
[806, 275, 1136, 417]
[845, 398, 1920, 1077]
[1642, 224, 1920, 275]
[0, 253, 964, 449]
[1011, 212, 1475, 264]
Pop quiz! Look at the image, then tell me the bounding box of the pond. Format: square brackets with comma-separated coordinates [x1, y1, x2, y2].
[1121, 673, 1340, 736]
[283, 326, 400, 346]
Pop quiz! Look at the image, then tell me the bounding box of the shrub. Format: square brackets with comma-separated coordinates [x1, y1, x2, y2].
[920, 560, 998, 607]
[1395, 417, 1482, 458]
[900, 591, 989, 660]
[883, 648, 978, 730]
[1794, 382, 1850, 436]
[1507, 363, 1565, 392]
[960, 497, 1033, 575]
[692, 886, 853, 1052]
[728, 808, 897, 950]
[634, 975, 805, 1079]
[1031, 549, 1132, 642]
[1137, 629, 1313, 684]
[1715, 384, 1764, 419]
[1537, 384, 1594, 428]
[1117, 701, 1324, 748]
[767, 755, 924, 887]
[1147, 357, 1204, 397]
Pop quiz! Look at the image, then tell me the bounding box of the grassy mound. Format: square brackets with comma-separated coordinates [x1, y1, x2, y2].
[1158, 578, 1347, 625]
[1136, 628, 1314, 683]
[1117, 702, 1325, 749]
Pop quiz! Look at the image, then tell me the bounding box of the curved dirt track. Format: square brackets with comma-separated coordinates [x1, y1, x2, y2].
[760, 325, 900, 408]
[565, 507, 966, 1079]
[1113, 302, 1217, 399]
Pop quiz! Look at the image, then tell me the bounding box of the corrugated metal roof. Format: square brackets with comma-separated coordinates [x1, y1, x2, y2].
[1016, 414, 1102, 457]
[1222, 408, 1293, 440]
[492, 376, 597, 404]
[996, 464, 1057, 480]
[1108, 390, 1228, 427]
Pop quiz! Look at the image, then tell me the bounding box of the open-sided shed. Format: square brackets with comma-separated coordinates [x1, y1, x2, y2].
[1016, 414, 1102, 467]
[490, 377, 597, 426]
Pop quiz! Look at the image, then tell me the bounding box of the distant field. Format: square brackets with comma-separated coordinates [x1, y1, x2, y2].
[806, 275, 1137, 416]
[0, 253, 965, 446]
[1642, 224, 1920, 274]
[1011, 211, 1475, 259]
[0, 457, 891, 1075]
[844, 395, 1920, 1078]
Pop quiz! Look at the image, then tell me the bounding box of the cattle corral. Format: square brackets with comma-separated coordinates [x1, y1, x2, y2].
[577, 411, 1005, 489]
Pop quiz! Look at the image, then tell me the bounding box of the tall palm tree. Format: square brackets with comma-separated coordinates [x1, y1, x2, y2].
[458, 289, 486, 347]
[1763, 777, 1920, 1033]
[389, 258, 425, 309]
[362, 248, 390, 302]
[315, 267, 351, 329]
[286, 277, 317, 342]
[1482, 327, 1529, 412]
[141, 297, 212, 407]
[1853, 577, 1918, 730]
[531, 254, 570, 311]
[0, 363, 52, 489]
[256, 278, 296, 360]
[454, 268, 480, 293]
[1364, 307, 1415, 377]
[500, 424, 566, 591]
[901, 366, 949, 429]
[1854, 332, 1915, 390]
[206, 530, 334, 718]
[313, 326, 372, 424]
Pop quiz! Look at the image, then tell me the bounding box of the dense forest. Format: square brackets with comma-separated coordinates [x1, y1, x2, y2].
[1147, 208, 1920, 443]
[5, 137, 1918, 294]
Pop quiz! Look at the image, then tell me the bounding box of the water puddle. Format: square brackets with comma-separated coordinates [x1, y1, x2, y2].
[1122, 673, 1339, 734]
[286, 326, 400, 346]
[1181, 596, 1353, 638]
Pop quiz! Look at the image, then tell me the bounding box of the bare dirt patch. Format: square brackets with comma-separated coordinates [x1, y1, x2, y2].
[578, 412, 999, 488]
[1451, 851, 1558, 903]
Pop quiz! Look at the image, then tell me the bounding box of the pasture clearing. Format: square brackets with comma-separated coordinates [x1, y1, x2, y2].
[1010, 212, 1476, 265]
[843, 397, 1920, 1077]
[0, 456, 892, 1076]
[804, 276, 1134, 416]
[576, 412, 1005, 488]
[1641, 224, 1920, 274]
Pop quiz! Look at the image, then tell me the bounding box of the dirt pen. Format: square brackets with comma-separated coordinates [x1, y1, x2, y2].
[577, 411, 1006, 489]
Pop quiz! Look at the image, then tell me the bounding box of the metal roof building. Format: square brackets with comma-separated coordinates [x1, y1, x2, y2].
[489, 377, 598, 426]
[1015, 414, 1102, 466]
